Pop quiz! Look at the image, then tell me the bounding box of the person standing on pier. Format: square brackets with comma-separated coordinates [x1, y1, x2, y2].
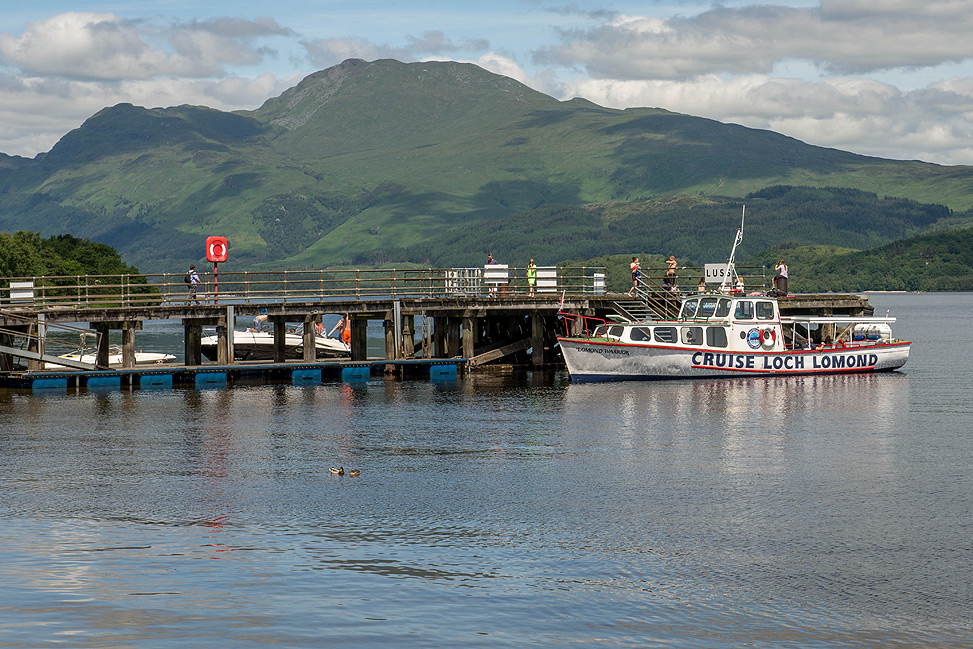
[627, 257, 640, 297]
[527, 259, 537, 297]
[187, 264, 201, 305]
[774, 259, 788, 296]
[340, 314, 352, 345]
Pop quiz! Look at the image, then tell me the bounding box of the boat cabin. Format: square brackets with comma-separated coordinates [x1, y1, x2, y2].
[581, 294, 897, 354]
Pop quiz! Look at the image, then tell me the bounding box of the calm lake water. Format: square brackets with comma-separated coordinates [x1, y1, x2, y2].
[1, 293, 970, 648]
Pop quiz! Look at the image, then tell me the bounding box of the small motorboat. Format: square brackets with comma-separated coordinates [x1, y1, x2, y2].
[200, 326, 350, 362]
[46, 345, 176, 370]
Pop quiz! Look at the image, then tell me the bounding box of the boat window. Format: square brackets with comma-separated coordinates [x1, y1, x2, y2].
[715, 299, 731, 318]
[697, 297, 719, 318]
[608, 325, 625, 338]
[654, 327, 677, 344]
[593, 325, 607, 338]
[629, 327, 652, 342]
[734, 301, 754, 320]
[756, 301, 776, 320]
[706, 327, 728, 348]
[681, 327, 703, 346]
[680, 299, 698, 319]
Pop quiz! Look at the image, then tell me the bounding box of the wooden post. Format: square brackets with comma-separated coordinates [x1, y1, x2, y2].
[0, 332, 14, 372]
[26, 320, 41, 371]
[447, 316, 461, 358]
[351, 318, 367, 361]
[303, 315, 317, 362]
[531, 313, 545, 366]
[122, 322, 137, 368]
[462, 315, 475, 359]
[384, 317, 397, 361]
[272, 317, 287, 363]
[402, 314, 415, 359]
[184, 323, 202, 366]
[95, 323, 112, 368]
[434, 315, 447, 358]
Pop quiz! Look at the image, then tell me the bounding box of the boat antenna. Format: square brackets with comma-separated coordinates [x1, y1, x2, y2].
[719, 205, 745, 293]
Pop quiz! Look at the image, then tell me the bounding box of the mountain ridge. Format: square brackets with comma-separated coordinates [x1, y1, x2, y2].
[0, 58, 971, 273]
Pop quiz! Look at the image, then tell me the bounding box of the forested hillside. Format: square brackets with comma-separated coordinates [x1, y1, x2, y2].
[355, 186, 966, 269]
[747, 227, 973, 292]
[0, 231, 143, 279]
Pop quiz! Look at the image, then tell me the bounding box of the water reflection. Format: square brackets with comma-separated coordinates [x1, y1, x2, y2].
[0, 347, 969, 647]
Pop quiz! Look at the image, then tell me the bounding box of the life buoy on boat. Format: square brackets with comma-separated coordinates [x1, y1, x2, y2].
[759, 327, 776, 348]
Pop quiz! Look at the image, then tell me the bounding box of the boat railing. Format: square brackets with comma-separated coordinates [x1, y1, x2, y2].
[0, 266, 607, 309]
[558, 312, 608, 339]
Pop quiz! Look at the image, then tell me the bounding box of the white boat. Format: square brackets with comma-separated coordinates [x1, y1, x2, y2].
[200, 328, 350, 361]
[557, 206, 910, 382]
[47, 346, 176, 370]
[558, 294, 910, 382]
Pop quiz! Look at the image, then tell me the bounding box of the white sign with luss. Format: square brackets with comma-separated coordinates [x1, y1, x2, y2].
[704, 263, 734, 283]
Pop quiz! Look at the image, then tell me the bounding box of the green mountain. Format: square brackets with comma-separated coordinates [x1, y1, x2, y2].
[1, 58, 972, 273]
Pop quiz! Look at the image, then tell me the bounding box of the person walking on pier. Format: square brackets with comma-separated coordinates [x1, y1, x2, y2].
[187, 264, 201, 305]
[627, 257, 640, 297]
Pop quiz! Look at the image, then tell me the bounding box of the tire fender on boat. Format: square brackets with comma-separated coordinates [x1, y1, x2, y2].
[760, 327, 776, 348]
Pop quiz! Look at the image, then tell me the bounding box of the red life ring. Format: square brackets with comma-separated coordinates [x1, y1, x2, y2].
[759, 327, 776, 348]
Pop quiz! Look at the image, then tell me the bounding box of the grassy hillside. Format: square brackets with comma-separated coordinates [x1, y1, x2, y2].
[1, 58, 973, 274]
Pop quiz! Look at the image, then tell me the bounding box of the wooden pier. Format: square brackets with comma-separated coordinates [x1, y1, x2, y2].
[1, 265, 874, 390]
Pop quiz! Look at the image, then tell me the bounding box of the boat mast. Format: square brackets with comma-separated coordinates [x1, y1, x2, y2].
[719, 205, 745, 293]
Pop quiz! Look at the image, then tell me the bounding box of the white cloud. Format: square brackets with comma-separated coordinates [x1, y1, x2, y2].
[0, 72, 299, 157]
[540, 1, 973, 79]
[0, 12, 292, 81]
[302, 30, 489, 70]
[558, 73, 973, 163]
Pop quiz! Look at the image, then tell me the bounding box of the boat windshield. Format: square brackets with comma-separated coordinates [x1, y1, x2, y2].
[680, 299, 698, 319]
[697, 297, 719, 318]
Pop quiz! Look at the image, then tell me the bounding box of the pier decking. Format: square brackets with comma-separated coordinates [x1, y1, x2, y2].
[1, 265, 873, 391]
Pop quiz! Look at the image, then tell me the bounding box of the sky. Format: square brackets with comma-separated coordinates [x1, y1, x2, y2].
[2, 0, 973, 165]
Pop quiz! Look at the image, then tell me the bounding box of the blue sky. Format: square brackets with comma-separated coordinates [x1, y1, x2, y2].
[2, 1, 973, 164]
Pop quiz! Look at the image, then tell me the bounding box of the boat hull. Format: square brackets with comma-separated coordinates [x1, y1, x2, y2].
[46, 352, 176, 370]
[201, 331, 350, 362]
[558, 338, 910, 382]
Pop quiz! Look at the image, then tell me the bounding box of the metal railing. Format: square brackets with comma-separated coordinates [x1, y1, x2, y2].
[0, 266, 607, 309]
[627, 265, 768, 320]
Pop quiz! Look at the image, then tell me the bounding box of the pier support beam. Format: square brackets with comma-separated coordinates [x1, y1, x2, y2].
[184, 324, 202, 366]
[122, 323, 136, 368]
[462, 315, 475, 359]
[26, 316, 44, 371]
[94, 323, 112, 368]
[351, 318, 368, 361]
[531, 313, 545, 366]
[402, 315, 415, 359]
[384, 318, 397, 361]
[434, 316, 447, 358]
[303, 315, 318, 362]
[271, 317, 287, 363]
[447, 317, 461, 358]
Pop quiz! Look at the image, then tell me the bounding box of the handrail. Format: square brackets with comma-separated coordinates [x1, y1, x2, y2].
[0, 266, 607, 310]
[558, 312, 607, 339]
